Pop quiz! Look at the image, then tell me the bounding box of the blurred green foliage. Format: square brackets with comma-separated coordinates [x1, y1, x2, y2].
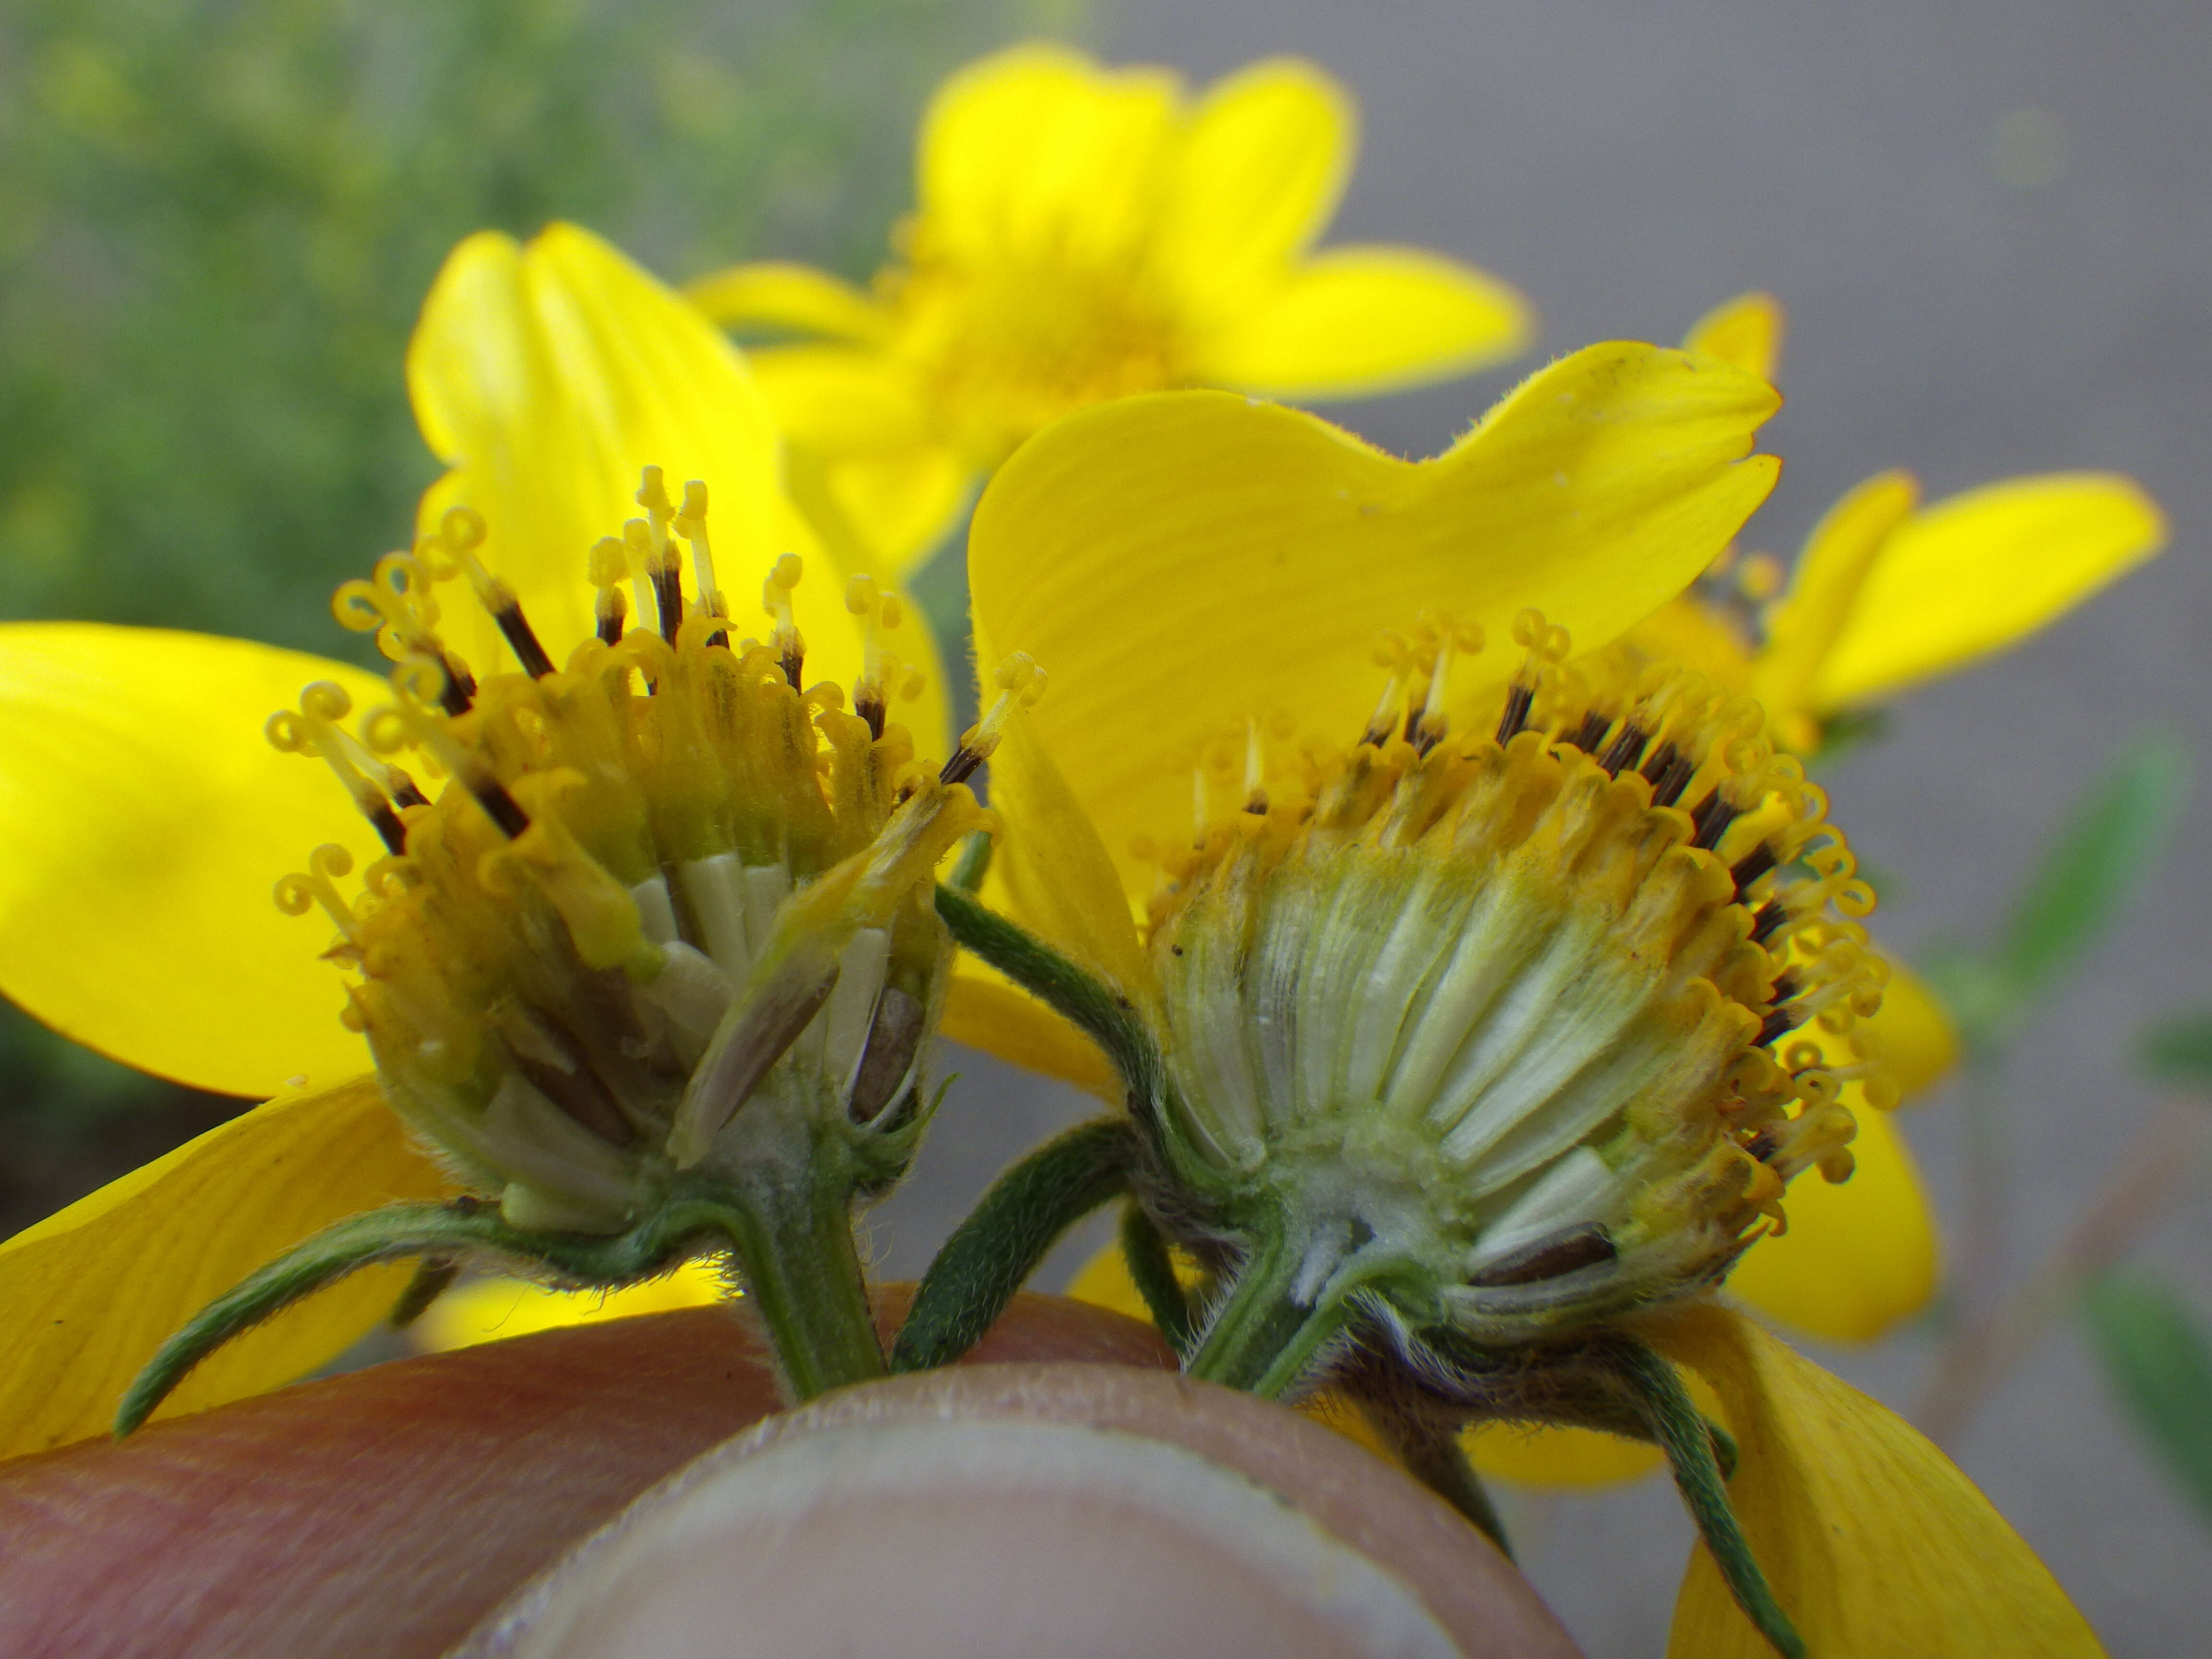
[2085, 1272, 2212, 1527]
[0, 0, 1079, 1223]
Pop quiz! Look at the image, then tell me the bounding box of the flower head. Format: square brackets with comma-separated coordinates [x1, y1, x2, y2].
[689, 45, 1533, 569]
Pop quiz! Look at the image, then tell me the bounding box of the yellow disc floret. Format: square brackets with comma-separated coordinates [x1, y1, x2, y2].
[1140, 609, 1886, 1345]
[273, 476, 992, 1235]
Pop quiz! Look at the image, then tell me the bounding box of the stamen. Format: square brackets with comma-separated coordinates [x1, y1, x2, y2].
[1409, 616, 1481, 755]
[672, 481, 728, 644]
[364, 662, 530, 840]
[274, 844, 360, 943]
[1242, 719, 1269, 815]
[589, 535, 630, 646]
[332, 550, 477, 714]
[1598, 720, 1650, 777]
[267, 682, 412, 854]
[1361, 632, 1412, 747]
[940, 654, 1045, 787]
[429, 506, 556, 679]
[845, 574, 910, 741]
[765, 553, 805, 688]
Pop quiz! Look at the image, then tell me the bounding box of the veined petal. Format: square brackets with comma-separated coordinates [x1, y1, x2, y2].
[970, 350, 1779, 901]
[1155, 58, 1354, 312]
[410, 1261, 727, 1352]
[917, 44, 1179, 267]
[1653, 1302, 2104, 1658]
[1192, 246, 1533, 398]
[0, 624, 381, 1097]
[1683, 291, 1784, 383]
[940, 967, 1123, 1100]
[1726, 1105, 1940, 1344]
[748, 345, 933, 455]
[683, 261, 891, 343]
[1811, 474, 2165, 710]
[0, 1075, 451, 1457]
[1754, 470, 1920, 735]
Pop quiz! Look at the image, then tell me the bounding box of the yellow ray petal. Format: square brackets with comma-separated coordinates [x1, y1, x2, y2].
[0, 624, 382, 1097]
[940, 967, 1123, 1100]
[409, 1260, 728, 1353]
[683, 260, 891, 343]
[1868, 961, 1961, 1101]
[1155, 58, 1354, 313]
[1810, 473, 2165, 710]
[409, 224, 775, 656]
[1753, 470, 1920, 738]
[809, 447, 973, 579]
[1624, 594, 1758, 693]
[1193, 246, 1533, 398]
[0, 1074, 452, 1457]
[1726, 1104, 1940, 1344]
[1683, 291, 1784, 383]
[1467, 1423, 1665, 1488]
[748, 344, 933, 456]
[1652, 1303, 2104, 1658]
[917, 44, 1179, 268]
[972, 707, 1161, 1013]
[970, 349, 1779, 901]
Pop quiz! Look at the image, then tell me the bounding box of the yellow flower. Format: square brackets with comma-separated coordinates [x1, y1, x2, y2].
[0, 222, 963, 1454]
[687, 44, 1533, 572]
[940, 351, 2099, 1654]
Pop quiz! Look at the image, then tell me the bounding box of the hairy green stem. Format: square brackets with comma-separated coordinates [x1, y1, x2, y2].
[1118, 1202, 1195, 1356]
[1184, 1226, 1352, 1399]
[893, 1117, 1135, 1372]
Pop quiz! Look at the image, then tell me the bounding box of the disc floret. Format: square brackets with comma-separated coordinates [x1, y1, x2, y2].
[1137, 610, 1885, 1387]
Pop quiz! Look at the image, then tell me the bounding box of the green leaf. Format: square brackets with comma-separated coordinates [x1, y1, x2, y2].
[2082, 1272, 2212, 1524]
[1994, 732, 2189, 1011]
[2141, 1013, 2212, 1090]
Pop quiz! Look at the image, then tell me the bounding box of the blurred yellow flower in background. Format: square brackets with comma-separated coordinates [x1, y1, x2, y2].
[0, 223, 938, 1455]
[687, 43, 1534, 571]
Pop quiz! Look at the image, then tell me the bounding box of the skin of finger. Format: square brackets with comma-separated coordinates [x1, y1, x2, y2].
[570, 1362, 1587, 1659]
[0, 1289, 1173, 1659]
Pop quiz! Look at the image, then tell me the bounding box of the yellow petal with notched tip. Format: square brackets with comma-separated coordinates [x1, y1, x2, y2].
[1652, 1302, 2104, 1658]
[409, 1260, 728, 1353]
[0, 1074, 452, 1457]
[1727, 1104, 1939, 1344]
[969, 349, 1779, 903]
[917, 44, 1179, 268]
[1683, 291, 1784, 383]
[1155, 58, 1353, 314]
[1810, 473, 2164, 710]
[683, 260, 891, 343]
[940, 967, 1123, 1100]
[0, 624, 382, 1097]
[1193, 246, 1533, 398]
[1754, 470, 1920, 737]
[409, 224, 951, 757]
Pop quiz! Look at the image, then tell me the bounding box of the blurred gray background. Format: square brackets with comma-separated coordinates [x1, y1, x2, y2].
[870, 2, 2212, 1653]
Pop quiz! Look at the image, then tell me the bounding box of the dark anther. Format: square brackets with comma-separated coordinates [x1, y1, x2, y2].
[781, 644, 805, 690]
[1688, 792, 1741, 850]
[848, 988, 926, 1122]
[1744, 1125, 1783, 1165]
[1647, 749, 1695, 808]
[597, 609, 625, 646]
[1566, 709, 1611, 753]
[1495, 681, 1535, 744]
[653, 565, 685, 645]
[1730, 842, 1780, 896]
[494, 601, 557, 678]
[1468, 1225, 1618, 1287]
[1755, 1004, 1800, 1048]
[940, 747, 983, 787]
[368, 801, 408, 856]
[706, 627, 730, 651]
[470, 775, 531, 840]
[1359, 713, 1395, 747]
[389, 771, 429, 809]
[437, 653, 478, 717]
[1748, 899, 1788, 945]
[856, 690, 887, 742]
[1598, 721, 1649, 777]
[1244, 790, 1270, 815]
[512, 1052, 638, 1149]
